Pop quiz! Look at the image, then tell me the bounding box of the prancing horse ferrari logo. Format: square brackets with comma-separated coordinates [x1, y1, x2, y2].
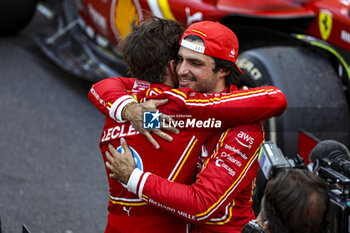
[319, 9, 333, 41]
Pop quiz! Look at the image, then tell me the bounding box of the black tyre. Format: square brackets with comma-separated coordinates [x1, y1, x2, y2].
[0, 0, 39, 35]
[237, 46, 350, 157]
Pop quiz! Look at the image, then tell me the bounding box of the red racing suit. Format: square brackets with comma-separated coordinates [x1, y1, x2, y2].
[88, 77, 287, 233]
[129, 123, 263, 233]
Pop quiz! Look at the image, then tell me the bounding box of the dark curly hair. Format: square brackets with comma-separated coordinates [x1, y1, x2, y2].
[263, 169, 330, 233]
[118, 17, 184, 83]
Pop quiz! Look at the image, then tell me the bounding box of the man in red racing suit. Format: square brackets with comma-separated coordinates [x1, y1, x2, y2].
[124, 120, 265, 233]
[89, 19, 287, 233]
[90, 77, 285, 233]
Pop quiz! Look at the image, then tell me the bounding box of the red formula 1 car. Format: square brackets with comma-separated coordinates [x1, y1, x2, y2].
[9, 0, 348, 159]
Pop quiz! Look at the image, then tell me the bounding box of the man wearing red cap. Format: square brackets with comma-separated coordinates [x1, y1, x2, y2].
[89, 18, 286, 233]
[177, 21, 243, 92]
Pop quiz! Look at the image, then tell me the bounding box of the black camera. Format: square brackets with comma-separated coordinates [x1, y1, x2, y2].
[316, 159, 350, 233]
[258, 141, 308, 180]
[255, 140, 350, 233]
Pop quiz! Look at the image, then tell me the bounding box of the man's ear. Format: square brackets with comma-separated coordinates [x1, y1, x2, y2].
[218, 68, 230, 80]
[169, 59, 177, 76]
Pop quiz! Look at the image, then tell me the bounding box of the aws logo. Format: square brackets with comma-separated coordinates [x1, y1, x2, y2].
[235, 131, 254, 148]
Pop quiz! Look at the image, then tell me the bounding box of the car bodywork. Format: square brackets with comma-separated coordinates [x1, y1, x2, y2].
[76, 0, 350, 53]
[34, 0, 350, 80]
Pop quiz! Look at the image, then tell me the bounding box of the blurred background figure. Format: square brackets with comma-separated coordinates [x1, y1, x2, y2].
[243, 168, 330, 233]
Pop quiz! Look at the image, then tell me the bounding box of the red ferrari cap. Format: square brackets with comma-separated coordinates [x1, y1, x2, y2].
[179, 21, 243, 73]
